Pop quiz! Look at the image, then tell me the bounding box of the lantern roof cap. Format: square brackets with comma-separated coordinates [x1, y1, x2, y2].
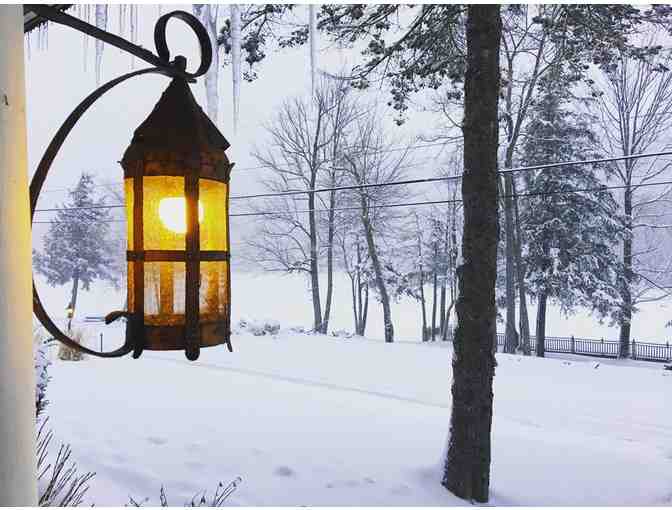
[126, 77, 230, 155]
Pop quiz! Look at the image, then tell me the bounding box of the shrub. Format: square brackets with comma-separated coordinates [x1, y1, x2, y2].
[127, 478, 242, 507]
[57, 329, 86, 361]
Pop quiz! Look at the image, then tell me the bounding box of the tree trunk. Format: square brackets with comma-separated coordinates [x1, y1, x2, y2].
[361, 282, 369, 336]
[349, 274, 358, 334]
[308, 189, 322, 332]
[442, 5, 500, 503]
[322, 190, 336, 334]
[67, 270, 80, 333]
[503, 174, 518, 354]
[536, 291, 547, 357]
[512, 180, 530, 355]
[360, 204, 393, 343]
[432, 243, 439, 341]
[619, 185, 633, 358]
[419, 263, 428, 341]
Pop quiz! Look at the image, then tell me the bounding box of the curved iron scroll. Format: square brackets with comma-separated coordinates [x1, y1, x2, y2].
[25, 6, 212, 81]
[31, 68, 160, 357]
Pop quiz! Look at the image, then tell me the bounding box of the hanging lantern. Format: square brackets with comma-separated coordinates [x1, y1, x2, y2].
[120, 76, 233, 360]
[29, 9, 232, 361]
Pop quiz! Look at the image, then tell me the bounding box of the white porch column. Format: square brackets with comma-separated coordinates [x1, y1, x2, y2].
[0, 5, 38, 506]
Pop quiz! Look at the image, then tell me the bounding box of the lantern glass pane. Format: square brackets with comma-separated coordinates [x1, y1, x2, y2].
[199, 179, 228, 251]
[144, 262, 185, 325]
[124, 178, 134, 248]
[143, 176, 187, 250]
[199, 261, 229, 321]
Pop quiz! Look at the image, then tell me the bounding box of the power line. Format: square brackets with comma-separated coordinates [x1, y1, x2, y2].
[33, 150, 672, 214]
[32, 179, 672, 223]
[229, 179, 672, 219]
[229, 149, 672, 201]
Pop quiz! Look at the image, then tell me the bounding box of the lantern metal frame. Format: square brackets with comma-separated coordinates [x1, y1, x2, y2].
[29, 5, 231, 359]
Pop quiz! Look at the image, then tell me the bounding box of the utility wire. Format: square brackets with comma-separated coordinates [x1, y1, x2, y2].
[33, 150, 672, 213]
[32, 179, 672, 222]
[229, 150, 672, 201]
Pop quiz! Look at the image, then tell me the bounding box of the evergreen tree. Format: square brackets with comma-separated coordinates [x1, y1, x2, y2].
[520, 72, 624, 357]
[33, 173, 118, 333]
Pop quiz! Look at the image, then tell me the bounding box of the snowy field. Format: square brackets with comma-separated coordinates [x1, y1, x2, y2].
[36, 271, 672, 347]
[36, 271, 672, 506]
[46, 331, 672, 506]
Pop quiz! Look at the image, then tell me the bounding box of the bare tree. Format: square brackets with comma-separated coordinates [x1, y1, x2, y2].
[341, 111, 412, 343]
[249, 77, 358, 332]
[592, 43, 672, 356]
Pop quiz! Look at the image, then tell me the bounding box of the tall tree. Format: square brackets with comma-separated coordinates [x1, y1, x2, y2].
[33, 173, 118, 332]
[520, 70, 624, 357]
[442, 6, 500, 501]
[592, 46, 672, 356]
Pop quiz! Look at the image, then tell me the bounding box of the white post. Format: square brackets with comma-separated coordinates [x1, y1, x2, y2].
[0, 5, 38, 505]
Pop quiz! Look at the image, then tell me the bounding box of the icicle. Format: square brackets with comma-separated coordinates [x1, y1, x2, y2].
[192, 5, 221, 125]
[83, 5, 90, 72]
[231, 4, 241, 133]
[94, 6, 108, 86]
[130, 5, 138, 69]
[309, 5, 318, 95]
[25, 32, 31, 61]
[158, 5, 162, 17]
[119, 5, 125, 41]
[44, 21, 49, 51]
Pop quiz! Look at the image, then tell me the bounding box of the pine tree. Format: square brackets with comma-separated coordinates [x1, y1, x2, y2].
[33, 173, 118, 334]
[520, 72, 624, 357]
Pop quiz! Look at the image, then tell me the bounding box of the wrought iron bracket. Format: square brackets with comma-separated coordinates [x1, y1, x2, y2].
[29, 7, 213, 358]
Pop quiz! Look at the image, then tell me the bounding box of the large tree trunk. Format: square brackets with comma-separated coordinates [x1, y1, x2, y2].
[442, 5, 500, 503]
[619, 184, 633, 358]
[361, 205, 394, 343]
[512, 180, 530, 355]
[536, 291, 547, 357]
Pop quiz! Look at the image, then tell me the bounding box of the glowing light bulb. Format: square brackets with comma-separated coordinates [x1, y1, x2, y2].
[158, 198, 204, 234]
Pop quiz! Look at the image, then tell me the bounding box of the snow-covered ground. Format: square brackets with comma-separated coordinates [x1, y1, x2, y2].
[46, 330, 672, 506]
[35, 271, 671, 506]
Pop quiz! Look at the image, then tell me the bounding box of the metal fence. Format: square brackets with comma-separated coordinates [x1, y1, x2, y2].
[491, 332, 671, 362]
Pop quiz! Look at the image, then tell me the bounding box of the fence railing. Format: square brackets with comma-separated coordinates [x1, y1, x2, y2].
[440, 330, 671, 363]
[491, 333, 671, 362]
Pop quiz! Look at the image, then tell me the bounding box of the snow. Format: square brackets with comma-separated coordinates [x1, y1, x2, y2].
[45, 329, 672, 506]
[37, 271, 672, 506]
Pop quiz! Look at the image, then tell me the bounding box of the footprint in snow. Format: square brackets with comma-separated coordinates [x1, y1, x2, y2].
[274, 465, 295, 477]
[146, 436, 167, 446]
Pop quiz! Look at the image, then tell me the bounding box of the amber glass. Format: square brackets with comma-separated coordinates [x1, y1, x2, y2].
[125, 176, 228, 329]
[199, 261, 230, 322]
[199, 178, 228, 251]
